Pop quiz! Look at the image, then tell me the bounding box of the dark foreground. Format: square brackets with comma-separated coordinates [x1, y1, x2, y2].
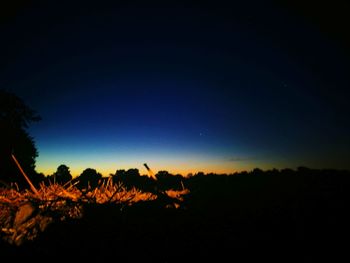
[1, 168, 350, 262]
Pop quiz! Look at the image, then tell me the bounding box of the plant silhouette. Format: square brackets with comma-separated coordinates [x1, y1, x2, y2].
[76, 168, 102, 189]
[48, 164, 73, 185]
[0, 89, 42, 188]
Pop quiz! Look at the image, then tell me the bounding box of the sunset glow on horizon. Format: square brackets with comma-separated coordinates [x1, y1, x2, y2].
[33, 142, 310, 177]
[34, 147, 249, 177]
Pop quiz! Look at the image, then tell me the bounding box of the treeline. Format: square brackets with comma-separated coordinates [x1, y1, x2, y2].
[30, 165, 350, 196]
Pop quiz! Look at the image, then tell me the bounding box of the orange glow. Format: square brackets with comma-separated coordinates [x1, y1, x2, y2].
[35, 151, 293, 178]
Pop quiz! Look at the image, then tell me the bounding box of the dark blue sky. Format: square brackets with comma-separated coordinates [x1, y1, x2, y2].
[1, 0, 349, 176]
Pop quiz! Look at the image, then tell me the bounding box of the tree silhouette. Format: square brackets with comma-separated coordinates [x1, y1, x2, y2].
[76, 168, 102, 189]
[155, 170, 183, 190]
[113, 168, 140, 189]
[49, 164, 72, 185]
[0, 89, 41, 187]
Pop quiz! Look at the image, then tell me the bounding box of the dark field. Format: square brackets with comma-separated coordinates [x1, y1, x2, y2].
[1, 168, 349, 262]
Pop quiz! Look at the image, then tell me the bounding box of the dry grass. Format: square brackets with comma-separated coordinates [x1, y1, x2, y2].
[83, 177, 158, 204]
[0, 177, 190, 246]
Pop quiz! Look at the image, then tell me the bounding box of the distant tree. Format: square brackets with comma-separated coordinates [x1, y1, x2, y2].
[195, 172, 205, 177]
[110, 169, 125, 184]
[251, 168, 263, 175]
[123, 169, 141, 188]
[50, 164, 72, 185]
[76, 168, 102, 189]
[0, 89, 41, 187]
[125, 168, 140, 177]
[155, 170, 171, 180]
[112, 168, 157, 191]
[155, 171, 182, 190]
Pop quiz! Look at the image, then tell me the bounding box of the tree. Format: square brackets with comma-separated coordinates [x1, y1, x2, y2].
[76, 168, 102, 189]
[155, 170, 182, 190]
[0, 89, 41, 187]
[50, 164, 72, 185]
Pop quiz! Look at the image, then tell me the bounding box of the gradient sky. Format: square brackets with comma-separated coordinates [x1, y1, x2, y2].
[1, 0, 349, 176]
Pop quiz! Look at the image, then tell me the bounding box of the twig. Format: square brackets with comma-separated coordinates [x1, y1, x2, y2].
[11, 154, 40, 198]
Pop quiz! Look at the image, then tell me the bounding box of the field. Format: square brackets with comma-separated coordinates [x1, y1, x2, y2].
[1, 168, 349, 262]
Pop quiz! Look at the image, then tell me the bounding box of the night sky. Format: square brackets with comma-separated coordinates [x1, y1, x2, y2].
[1, 0, 349, 176]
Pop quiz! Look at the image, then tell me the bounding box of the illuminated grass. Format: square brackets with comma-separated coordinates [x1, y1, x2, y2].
[0, 178, 189, 246]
